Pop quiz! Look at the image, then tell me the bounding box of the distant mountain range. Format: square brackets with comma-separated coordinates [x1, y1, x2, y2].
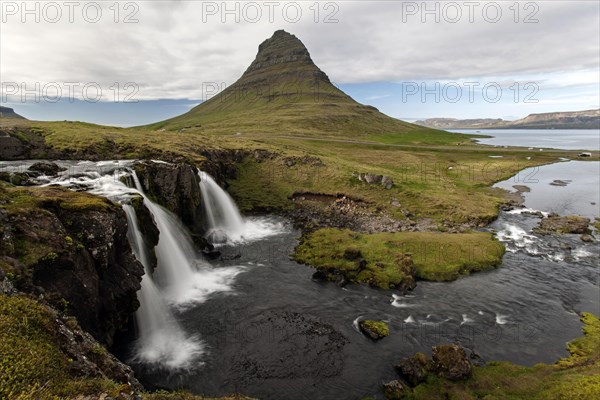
[0, 106, 26, 120]
[415, 109, 600, 130]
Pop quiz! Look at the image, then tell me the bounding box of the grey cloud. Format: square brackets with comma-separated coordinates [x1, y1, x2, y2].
[1, 1, 598, 100]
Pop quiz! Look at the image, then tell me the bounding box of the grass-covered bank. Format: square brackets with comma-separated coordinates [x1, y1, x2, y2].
[0, 294, 121, 399]
[293, 228, 505, 286]
[403, 313, 600, 400]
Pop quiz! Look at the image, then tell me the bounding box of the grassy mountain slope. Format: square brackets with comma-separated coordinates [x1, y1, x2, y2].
[146, 30, 463, 144]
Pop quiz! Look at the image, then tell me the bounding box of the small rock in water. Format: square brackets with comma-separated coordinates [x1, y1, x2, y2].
[581, 234, 594, 243]
[359, 319, 389, 340]
[549, 179, 571, 187]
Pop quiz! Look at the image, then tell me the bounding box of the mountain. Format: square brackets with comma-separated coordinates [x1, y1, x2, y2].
[0, 106, 26, 120]
[149, 30, 424, 137]
[415, 109, 600, 130]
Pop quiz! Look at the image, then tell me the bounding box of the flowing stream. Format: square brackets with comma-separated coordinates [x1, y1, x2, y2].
[1, 159, 598, 400]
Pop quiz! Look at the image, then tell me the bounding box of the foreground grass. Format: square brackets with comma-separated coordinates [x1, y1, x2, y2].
[0, 294, 121, 399]
[293, 228, 505, 284]
[407, 313, 600, 400]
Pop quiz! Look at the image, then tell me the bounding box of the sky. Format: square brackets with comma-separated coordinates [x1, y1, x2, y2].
[1, 0, 599, 127]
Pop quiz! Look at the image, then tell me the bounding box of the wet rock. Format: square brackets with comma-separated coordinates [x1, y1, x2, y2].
[395, 352, 430, 386]
[359, 319, 389, 340]
[512, 185, 530, 192]
[431, 344, 472, 380]
[134, 161, 204, 234]
[383, 379, 410, 399]
[535, 215, 590, 235]
[28, 161, 66, 176]
[550, 179, 571, 187]
[581, 234, 594, 242]
[228, 310, 348, 382]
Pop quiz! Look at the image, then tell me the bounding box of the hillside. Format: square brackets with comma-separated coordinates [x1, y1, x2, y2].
[416, 109, 600, 130]
[0, 106, 26, 120]
[147, 30, 459, 144]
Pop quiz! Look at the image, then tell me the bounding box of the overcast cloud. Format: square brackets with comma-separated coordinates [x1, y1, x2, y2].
[1, 0, 598, 122]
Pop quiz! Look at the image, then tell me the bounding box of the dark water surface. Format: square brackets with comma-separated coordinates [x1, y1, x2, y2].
[138, 159, 599, 399]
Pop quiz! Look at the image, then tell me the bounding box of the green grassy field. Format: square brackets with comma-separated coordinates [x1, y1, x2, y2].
[293, 228, 505, 285]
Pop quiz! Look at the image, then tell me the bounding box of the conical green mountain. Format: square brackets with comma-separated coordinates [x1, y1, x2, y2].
[150, 30, 429, 138]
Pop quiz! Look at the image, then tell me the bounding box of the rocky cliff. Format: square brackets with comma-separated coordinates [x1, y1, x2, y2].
[0, 183, 144, 346]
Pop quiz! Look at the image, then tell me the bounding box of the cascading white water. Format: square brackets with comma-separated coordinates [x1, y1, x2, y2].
[123, 205, 204, 369]
[4, 160, 250, 367]
[131, 170, 243, 305]
[199, 171, 245, 242]
[198, 170, 285, 243]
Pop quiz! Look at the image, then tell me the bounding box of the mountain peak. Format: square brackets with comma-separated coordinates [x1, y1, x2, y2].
[244, 30, 317, 75]
[152, 30, 417, 136]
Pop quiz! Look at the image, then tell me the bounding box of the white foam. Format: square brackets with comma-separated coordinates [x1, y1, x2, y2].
[460, 314, 474, 325]
[495, 314, 509, 325]
[404, 315, 416, 324]
[391, 294, 413, 308]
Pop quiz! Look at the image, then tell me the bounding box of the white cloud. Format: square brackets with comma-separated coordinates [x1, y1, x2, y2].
[1, 1, 598, 101]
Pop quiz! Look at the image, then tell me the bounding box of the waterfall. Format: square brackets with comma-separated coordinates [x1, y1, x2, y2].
[131, 170, 242, 305]
[9, 160, 250, 368]
[123, 205, 204, 369]
[198, 171, 245, 242]
[198, 170, 285, 243]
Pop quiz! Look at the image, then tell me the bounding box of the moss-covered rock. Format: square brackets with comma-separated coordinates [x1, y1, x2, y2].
[535, 215, 590, 234]
[359, 319, 390, 340]
[431, 344, 472, 380]
[383, 379, 410, 399]
[395, 352, 430, 386]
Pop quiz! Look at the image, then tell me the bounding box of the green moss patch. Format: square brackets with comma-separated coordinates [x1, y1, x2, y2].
[0, 183, 112, 213]
[293, 228, 505, 285]
[359, 320, 390, 340]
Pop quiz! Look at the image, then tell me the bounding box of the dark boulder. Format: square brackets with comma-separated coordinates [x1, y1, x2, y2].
[431, 344, 472, 380]
[28, 161, 66, 176]
[134, 161, 204, 234]
[395, 352, 430, 386]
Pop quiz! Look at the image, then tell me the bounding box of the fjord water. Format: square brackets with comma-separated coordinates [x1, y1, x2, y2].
[494, 161, 600, 218]
[450, 129, 600, 150]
